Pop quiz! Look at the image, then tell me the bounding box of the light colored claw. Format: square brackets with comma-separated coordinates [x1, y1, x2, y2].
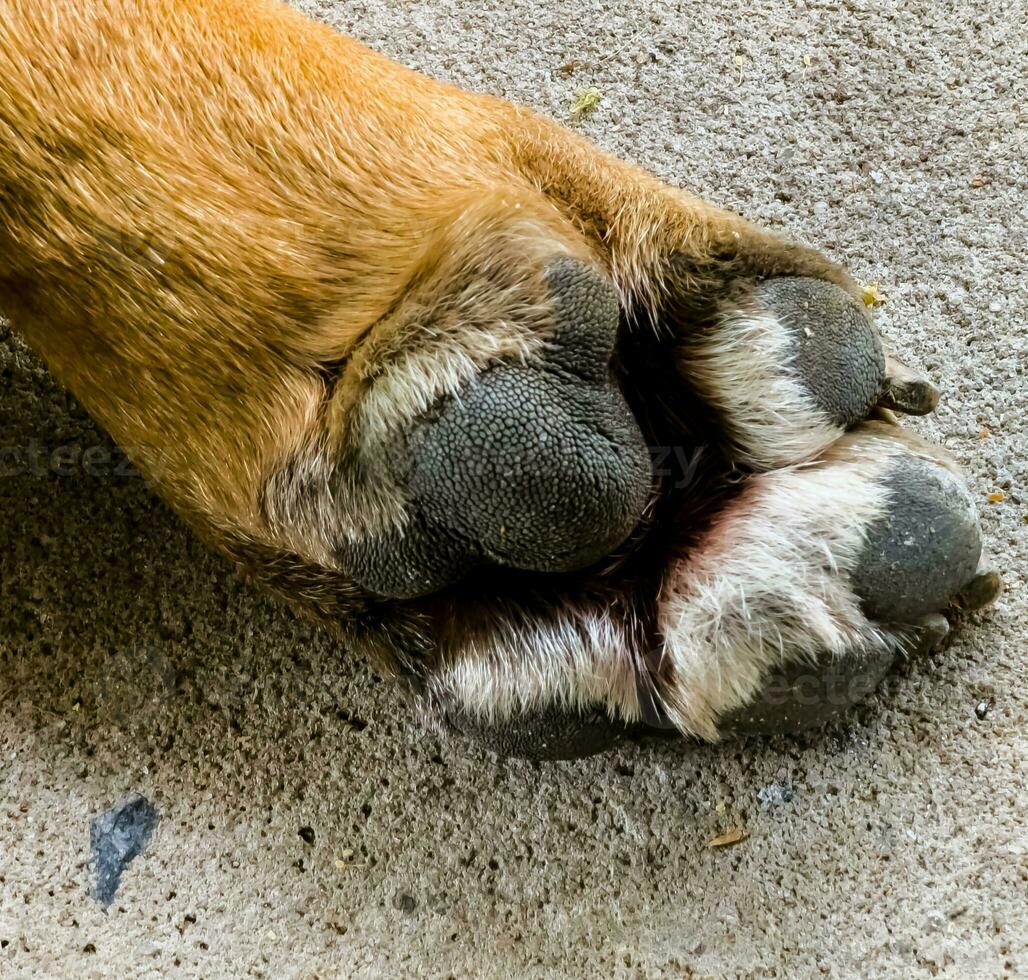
[911, 613, 950, 655]
[955, 568, 1003, 611]
[879, 355, 941, 416]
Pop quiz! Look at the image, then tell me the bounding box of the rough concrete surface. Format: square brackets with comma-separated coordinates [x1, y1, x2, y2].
[1, 0, 1025, 976]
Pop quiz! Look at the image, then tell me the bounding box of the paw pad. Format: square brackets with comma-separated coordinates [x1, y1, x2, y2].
[341, 259, 652, 599]
[851, 455, 983, 622]
[755, 276, 885, 429]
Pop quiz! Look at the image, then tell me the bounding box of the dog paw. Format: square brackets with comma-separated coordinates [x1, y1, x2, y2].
[711, 429, 1000, 738]
[849, 451, 984, 623]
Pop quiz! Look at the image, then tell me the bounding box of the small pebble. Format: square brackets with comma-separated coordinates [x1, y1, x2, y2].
[757, 783, 795, 808]
[393, 893, 416, 914]
[975, 700, 991, 720]
[925, 910, 947, 933]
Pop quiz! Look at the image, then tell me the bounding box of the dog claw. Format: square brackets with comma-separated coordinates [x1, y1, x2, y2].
[911, 612, 950, 655]
[954, 568, 1003, 611]
[879, 355, 941, 416]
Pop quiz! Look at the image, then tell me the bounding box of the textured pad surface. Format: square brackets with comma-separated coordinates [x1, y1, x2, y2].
[718, 647, 898, 737]
[341, 260, 652, 599]
[3, 2, 1021, 974]
[757, 276, 886, 428]
[405, 366, 649, 572]
[851, 456, 983, 622]
[719, 450, 985, 738]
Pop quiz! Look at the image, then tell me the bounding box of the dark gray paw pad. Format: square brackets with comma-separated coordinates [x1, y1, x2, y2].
[718, 647, 897, 738]
[445, 703, 626, 760]
[543, 258, 621, 381]
[715, 608, 953, 736]
[342, 259, 652, 599]
[405, 363, 651, 574]
[717, 449, 991, 740]
[851, 457, 983, 623]
[336, 511, 472, 602]
[718, 612, 949, 738]
[756, 276, 886, 428]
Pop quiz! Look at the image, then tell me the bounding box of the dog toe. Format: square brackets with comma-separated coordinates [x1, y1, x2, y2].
[755, 275, 886, 429]
[406, 364, 651, 574]
[850, 454, 984, 623]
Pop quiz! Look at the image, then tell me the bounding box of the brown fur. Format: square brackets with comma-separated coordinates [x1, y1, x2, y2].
[0, 0, 854, 675]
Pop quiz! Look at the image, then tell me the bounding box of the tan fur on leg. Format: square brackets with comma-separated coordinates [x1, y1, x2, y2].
[505, 116, 858, 320]
[0, 0, 893, 697]
[262, 187, 598, 565]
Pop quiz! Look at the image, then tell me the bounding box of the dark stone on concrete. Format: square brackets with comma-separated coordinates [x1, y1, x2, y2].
[394, 892, 417, 914]
[90, 794, 158, 909]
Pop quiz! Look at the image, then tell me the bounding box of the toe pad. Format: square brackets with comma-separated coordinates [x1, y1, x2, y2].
[405, 365, 651, 574]
[340, 259, 651, 599]
[756, 276, 886, 429]
[851, 456, 983, 622]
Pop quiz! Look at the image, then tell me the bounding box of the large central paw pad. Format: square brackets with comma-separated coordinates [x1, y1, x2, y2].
[342, 260, 653, 599]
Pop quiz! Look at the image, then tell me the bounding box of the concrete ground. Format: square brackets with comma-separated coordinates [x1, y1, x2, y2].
[1, 0, 1025, 976]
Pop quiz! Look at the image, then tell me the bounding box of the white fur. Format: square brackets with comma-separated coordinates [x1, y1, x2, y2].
[422, 600, 645, 725]
[426, 431, 927, 741]
[681, 309, 844, 470]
